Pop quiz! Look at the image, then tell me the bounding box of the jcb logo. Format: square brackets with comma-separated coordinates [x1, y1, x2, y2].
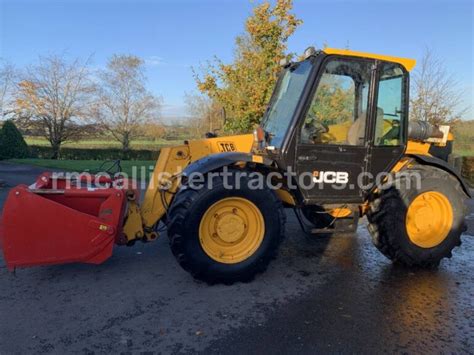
[218, 142, 236, 152]
[313, 171, 349, 184]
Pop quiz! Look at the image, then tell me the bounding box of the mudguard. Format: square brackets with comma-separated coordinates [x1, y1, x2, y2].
[409, 154, 472, 198]
[183, 152, 273, 177]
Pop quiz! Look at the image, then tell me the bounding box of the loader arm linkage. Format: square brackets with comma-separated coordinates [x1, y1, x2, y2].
[122, 134, 255, 243]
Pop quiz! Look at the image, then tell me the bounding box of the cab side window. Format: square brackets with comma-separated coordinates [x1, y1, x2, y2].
[374, 63, 406, 146]
[301, 59, 372, 146]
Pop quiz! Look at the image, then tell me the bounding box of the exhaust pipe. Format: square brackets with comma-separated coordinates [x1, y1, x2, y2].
[408, 121, 444, 142]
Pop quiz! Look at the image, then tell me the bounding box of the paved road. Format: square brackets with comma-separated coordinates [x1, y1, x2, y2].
[0, 162, 473, 354]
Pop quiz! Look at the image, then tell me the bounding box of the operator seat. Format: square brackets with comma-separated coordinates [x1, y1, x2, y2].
[347, 112, 366, 145]
[346, 108, 384, 145]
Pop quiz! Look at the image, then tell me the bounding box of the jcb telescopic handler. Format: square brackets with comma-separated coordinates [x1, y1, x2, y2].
[1, 48, 470, 284]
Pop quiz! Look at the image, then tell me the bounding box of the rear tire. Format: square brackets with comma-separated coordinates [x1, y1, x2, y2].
[367, 164, 467, 267]
[167, 170, 286, 284]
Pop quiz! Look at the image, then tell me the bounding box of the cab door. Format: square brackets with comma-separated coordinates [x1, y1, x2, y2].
[367, 62, 408, 180]
[295, 56, 375, 204]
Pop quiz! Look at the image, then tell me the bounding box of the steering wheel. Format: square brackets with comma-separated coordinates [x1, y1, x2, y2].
[313, 120, 329, 134]
[306, 111, 329, 131]
[303, 112, 329, 143]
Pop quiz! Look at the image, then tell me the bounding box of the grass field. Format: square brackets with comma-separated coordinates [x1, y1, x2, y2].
[453, 121, 474, 156]
[455, 149, 474, 157]
[24, 132, 473, 154]
[24, 137, 183, 150]
[10, 159, 156, 178]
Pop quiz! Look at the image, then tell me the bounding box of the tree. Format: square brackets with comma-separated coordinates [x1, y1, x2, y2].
[410, 48, 467, 125]
[195, 0, 302, 132]
[0, 61, 16, 120]
[185, 93, 224, 138]
[14, 55, 94, 159]
[308, 76, 354, 125]
[0, 120, 29, 160]
[95, 55, 162, 151]
[139, 121, 166, 141]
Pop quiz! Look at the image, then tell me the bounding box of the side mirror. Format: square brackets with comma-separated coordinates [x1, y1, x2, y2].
[303, 46, 316, 59]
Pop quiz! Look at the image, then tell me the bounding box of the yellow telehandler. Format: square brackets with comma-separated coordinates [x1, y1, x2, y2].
[1, 48, 470, 284]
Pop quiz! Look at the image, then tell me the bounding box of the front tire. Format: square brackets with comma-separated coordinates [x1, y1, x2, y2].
[367, 164, 467, 267]
[167, 170, 286, 284]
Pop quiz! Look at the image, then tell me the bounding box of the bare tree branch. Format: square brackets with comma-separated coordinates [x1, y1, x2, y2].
[93, 54, 162, 151]
[410, 48, 467, 125]
[0, 60, 17, 120]
[13, 54, 95, 158]
[185, 93, 224, 138]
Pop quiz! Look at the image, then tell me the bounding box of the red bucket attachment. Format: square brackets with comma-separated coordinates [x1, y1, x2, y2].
[0, 173, 127, 270]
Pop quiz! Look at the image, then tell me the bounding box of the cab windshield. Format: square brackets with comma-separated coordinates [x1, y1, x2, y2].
[261, 59, 313, 148]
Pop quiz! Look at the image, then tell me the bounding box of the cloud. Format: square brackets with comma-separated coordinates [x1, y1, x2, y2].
[145, 56, 165, 66]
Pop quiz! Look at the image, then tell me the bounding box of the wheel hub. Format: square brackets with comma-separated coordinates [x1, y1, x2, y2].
[199, 197, 265, 264]
[406, 191, 453, 248]
[215, 212, 246, 243]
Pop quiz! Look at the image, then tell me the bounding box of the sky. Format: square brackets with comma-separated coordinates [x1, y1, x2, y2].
[1, 0, 473, 121]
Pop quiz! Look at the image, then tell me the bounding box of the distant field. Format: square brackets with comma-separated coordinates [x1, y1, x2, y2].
[455, 148, 474, 157]
[24, 137, 183, 150]
[10, 159, 156, 179]
[453, 144, 474, 157]
[22, 130, 473, 159]
[453, 120, 474, 156]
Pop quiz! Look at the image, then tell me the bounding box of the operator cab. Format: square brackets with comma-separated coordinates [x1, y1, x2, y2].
[260, 48, 413, 204]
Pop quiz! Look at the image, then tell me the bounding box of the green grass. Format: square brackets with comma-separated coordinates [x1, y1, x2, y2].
[453, 120, 474, 157]
[454, 149, 474, 157]
[10, 159, 156, 178]
[24, 137, 183, 150]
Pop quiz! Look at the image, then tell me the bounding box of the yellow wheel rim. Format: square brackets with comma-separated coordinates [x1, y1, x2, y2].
[406, 191, 453, 248]
[199, 197, 265, 264]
